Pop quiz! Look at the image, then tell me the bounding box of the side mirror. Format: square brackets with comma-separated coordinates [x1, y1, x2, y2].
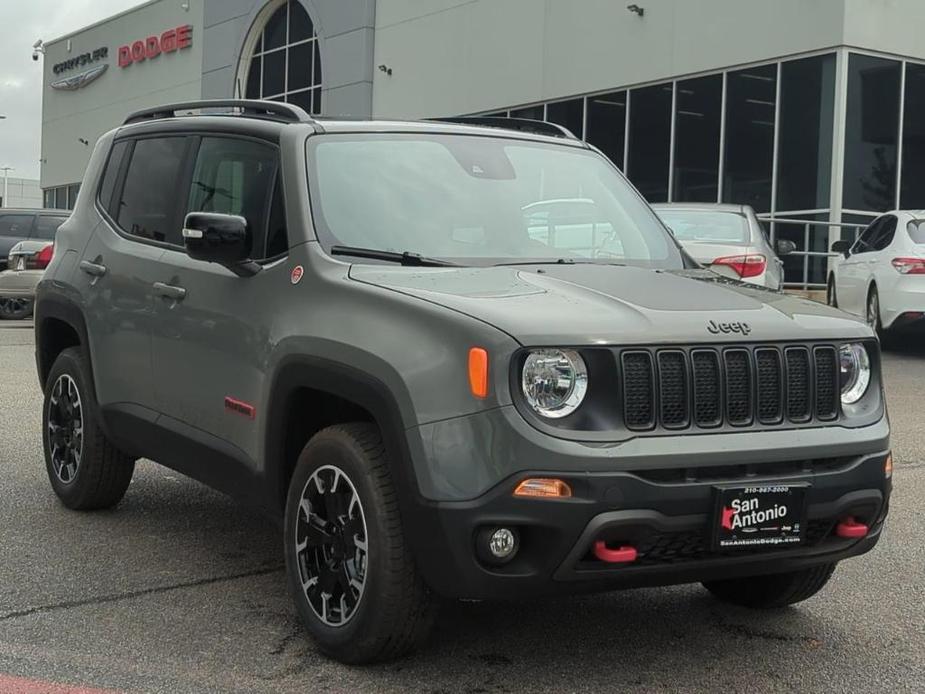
[182, 212, 260, 277]
[831, 240, 852, 257]
[775, 239, 797, 256]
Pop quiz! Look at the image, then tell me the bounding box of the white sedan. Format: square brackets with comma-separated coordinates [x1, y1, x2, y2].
[828, 210, 925, 334]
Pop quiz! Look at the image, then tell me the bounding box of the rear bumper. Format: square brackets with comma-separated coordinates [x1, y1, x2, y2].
[0, 270, 42, 299]
[407, 450, 890, 600]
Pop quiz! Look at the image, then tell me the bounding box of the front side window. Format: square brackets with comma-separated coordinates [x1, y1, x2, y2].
[852, 218, 884, 254]
[0, 214, 34, 238]
[655, 210, 750, 244]
[307, 134, 683, 269]
[117, 137, 189, 245]
[187, 137, 286, 259]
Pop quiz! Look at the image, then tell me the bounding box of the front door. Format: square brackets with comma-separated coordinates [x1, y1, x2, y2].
[150, 135, 288, 474]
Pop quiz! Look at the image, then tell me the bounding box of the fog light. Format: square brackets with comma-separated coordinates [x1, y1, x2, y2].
[489, 528, 516, 558]
[476, 526, 520, 565]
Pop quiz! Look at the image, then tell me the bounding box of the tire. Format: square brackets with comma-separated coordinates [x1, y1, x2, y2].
[0, 297, 33, 320]
[43, 347, 135, 510]
[827, 276, 838, 308]
[284, 423, 435, 664]
[702, 563, 837, 609]
[866, 285, 893, 347]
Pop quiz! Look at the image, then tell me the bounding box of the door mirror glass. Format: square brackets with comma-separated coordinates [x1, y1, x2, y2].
[182, 212, 260, 276]
[775, 239, 797, 256]
[831, 239, 851, 256]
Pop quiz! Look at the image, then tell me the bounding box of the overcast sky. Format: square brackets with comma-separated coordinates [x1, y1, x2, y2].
[0, 0, 144, 181]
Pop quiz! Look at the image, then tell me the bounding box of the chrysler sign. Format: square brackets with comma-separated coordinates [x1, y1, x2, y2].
[51, 64, 108, 91]
[118, 25, 193, 67]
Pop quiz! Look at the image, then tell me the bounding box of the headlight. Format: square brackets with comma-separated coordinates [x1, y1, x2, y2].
[521, 349, 588, 418]
[839, 343, 871, 405]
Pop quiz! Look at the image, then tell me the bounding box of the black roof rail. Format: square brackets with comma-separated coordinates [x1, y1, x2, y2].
[123, 99, 315, 125]
[429, 116, 579, 140]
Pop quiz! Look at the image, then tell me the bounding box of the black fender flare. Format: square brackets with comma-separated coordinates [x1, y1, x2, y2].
[263, 355, 425, 521]
[33, 290, 92, 389]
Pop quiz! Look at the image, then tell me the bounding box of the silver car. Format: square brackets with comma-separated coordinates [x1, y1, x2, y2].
[652, 203, 794, 290]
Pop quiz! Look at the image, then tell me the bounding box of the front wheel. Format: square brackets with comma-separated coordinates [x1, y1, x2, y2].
[702, 563, 837, 608]
[284, 423, 435, 664]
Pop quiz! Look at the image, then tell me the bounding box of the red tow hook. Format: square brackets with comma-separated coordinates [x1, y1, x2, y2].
[593, 541, 638, 564]
[835, 516, 869, 539]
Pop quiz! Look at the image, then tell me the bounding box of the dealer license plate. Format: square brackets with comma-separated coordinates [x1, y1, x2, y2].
[713, 484, 807, 551]
[15, 257, 25, 271]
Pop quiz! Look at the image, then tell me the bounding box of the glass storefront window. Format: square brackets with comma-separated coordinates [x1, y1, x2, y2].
[545, 98, 584, 138]
[901, 63, 925, 208]
[723, 65, 776, 212]
[777, 54, 836, 212]
[585, 91, 626, 170]
[244, 0, 323, 114]
[628, 83, 672, 203]
[673, 74, 722, 202]
[842, 54, 901, 212]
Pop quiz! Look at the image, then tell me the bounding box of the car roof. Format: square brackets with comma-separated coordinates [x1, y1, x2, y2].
[0, 208, 67, 216]
[650, 202, 751, 214]
[116, 114, 589, 149]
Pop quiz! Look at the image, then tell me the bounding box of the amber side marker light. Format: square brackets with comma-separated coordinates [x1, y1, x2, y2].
[468, 347, 489, 399]
[514, 478, 573, 498]
[885, 453, 893, 479]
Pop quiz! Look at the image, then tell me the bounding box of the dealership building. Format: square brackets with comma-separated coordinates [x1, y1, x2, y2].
[39, 0, 925, 288]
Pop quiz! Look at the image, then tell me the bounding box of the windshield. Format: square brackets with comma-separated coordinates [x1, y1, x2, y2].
[655, 210, 751, 244]
[306, 134, 684, 268]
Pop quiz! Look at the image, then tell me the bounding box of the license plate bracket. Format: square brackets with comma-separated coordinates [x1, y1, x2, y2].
[713, 484, 808, 551]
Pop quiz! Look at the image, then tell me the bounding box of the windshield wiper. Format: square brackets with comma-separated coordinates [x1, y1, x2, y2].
[330, 245, 458, 267]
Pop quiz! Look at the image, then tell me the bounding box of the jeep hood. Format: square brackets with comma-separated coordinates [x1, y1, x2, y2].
[349, 264, 871, 345]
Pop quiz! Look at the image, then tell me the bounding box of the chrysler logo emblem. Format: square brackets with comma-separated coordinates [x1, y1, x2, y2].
[50, 64, 108, 91]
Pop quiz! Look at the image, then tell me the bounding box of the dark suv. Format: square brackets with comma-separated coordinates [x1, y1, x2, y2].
[34, 100, 891, 664]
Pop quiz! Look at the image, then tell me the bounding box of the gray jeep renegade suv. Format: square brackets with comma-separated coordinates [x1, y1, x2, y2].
[35, 100, 891, 664]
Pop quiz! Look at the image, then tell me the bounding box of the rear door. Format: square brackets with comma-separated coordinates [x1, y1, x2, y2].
[837, 218, 883, 315]
[0, 213, 35, 265]
[150, 134, 288, 474]
[79, 136, 191, 412]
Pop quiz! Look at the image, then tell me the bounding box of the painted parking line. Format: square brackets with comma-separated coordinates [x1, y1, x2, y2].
[0, 674, 121, 694]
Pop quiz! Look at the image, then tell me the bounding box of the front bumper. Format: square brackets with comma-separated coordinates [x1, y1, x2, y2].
[0, 269, 42, 299]
[404, 439, 890, 600]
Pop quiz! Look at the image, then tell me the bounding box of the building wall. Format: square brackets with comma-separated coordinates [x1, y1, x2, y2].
[843, 0, 925, 60]
[201, 0, 376, 116]
[40, 0, 205, 190]
[1, 178, 42, 210]
[372, 0, 851, 118]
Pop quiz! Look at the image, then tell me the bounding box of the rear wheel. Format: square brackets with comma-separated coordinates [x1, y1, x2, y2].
[43, 347, 135, 510]
[703, 563, 837, 608]
[284, 423, 435, 663]
[0, 298, 33, 320]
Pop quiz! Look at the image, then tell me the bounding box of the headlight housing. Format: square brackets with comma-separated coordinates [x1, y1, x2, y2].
[521, 349, 588, 419]
[839, 343, 871, 405]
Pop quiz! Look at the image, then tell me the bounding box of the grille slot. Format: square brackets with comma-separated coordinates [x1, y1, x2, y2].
[785, 347, 812, 422]
[755, 348, 783, 424]
[724, 349, 753, 426]
[622, 351, 655, 430]
[814, 347, 839, 420]
[657, 351, 689, 428]
[691, 350, 722, 427]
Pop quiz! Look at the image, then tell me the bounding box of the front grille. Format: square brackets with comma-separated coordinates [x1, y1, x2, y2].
[620, 344, 841, 432]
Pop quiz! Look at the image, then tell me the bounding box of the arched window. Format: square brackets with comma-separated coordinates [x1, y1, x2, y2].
[242, 0, 322, 114]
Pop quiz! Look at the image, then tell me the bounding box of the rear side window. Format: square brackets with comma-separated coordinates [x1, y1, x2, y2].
[908, 220, 925, 244]
[32, 216, 67, 240]
[116, 137, 189, 245]
[187, 137, 286, 259]
[98, 140, 130, 214]
[0, 214, 34, 238]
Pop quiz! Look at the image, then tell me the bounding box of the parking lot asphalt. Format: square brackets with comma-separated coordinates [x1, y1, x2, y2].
[0, 322, 922, 694]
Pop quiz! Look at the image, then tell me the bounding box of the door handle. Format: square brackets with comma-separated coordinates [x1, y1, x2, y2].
[153, 282, 187, 301]
[79, 260, 107, 277]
